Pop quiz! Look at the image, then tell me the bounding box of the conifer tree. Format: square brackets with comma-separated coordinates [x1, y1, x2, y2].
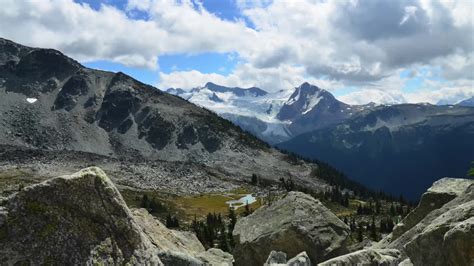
[370, 216, 377, 241]
[357, 223, 363, 242]
[218, 226, 229, 252]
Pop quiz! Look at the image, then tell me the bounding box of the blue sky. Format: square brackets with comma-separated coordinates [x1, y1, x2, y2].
[1, 0, 472, 104]
[79, 0, 241, 88]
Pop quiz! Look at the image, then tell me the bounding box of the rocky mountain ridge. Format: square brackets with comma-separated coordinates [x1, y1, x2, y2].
[278, 103, 474, 199]
[457, 96, 474, 107]
[0, 37, 328, 194]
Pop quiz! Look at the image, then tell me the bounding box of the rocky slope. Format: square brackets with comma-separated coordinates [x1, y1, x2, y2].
[0, 38, 328, 194]
[0, 167, 232, 265]
[232, 191, 350, 265]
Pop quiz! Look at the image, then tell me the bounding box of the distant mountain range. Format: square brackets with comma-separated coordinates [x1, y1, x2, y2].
[456, 96, 474, 107]
[168, 83, 474, 199]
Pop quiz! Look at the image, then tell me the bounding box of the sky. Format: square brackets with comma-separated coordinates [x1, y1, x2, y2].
[0, 0, 473, 104]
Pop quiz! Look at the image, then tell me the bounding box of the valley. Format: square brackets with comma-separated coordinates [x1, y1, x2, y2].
[0, 37, 472, 265]
[169, 82, 474, 200]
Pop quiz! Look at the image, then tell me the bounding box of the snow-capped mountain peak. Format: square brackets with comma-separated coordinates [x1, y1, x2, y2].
[277, 82, 337, 121]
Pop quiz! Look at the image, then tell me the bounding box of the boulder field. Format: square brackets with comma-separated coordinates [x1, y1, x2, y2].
[0, 167, 472, 265]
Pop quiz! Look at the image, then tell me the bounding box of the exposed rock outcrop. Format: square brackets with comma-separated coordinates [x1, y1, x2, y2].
[0, 37, 328, 197]
[374, 178, 474, 265]
[233, 191, 350, 266]
[132, 208, 233, 265]
[318, 248, 402, 266]
[0, 167, 233, 265]
[391, 178, 473, 238]
[402, 194, 474, 266]
[0, 167, 162, 265]
[265, 251, 288, 265]
[286, 252, 311, 266]
[264, 251, 311, 266]
[316, 177, 473, 266]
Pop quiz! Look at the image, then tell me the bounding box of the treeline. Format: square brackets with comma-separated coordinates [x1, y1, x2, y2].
[191, 206, 253, 251]
[140, 194, 180, 228]
[344, 216, 395, 242]
[356, 201, 410, 216]
[140, 194, 167, 213]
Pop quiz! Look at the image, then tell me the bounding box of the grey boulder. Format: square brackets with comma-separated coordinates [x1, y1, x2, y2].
[376, 178, 474, 266]
[0, 167, 162, 265]
[233, 191, 350, 265]
[318, 248, 402, 266]
[265, 251, 311, 266]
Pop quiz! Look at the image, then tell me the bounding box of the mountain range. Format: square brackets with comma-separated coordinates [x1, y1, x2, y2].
[168, 82, 474, 199]
[0, 38, 472, 265]
[0, 37, 329, 194]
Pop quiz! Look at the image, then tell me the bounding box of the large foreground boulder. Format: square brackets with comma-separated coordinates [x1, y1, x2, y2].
[391, 178, 473, 239]
[0, 167, 161, 265]
[374, 177, 474, 266]
[0, 167, 233, 265]
[317, 177, 473, 266]
[232, 191, 350, 265]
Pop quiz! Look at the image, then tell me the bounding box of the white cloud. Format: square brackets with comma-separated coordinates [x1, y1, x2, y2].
[339, 89, 407, 105]
[0, 0, 472, 104]
[0, 0, 256, 69]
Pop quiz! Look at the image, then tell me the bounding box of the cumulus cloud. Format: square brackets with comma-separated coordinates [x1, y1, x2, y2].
[0, 0, 166, 69]
[0, 0, 472, 103]
[0, 0, 256, 69]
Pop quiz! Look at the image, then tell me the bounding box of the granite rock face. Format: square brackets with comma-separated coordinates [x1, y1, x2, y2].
[318, 248, 402, 266]
[0, 167, 162, 265]
[392, 178, 473, 239]
[265, 251, 288, 265]
[132, 208, 234, 265]
[0, 167, 233, 265]
[264, 251, 311, 266]
[233, 191, 350, 265]
[375, 178, 474, 266]
[317, 178, 473, 266]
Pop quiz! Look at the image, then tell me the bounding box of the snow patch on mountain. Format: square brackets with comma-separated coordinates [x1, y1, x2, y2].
[302, 96, 323, 115]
